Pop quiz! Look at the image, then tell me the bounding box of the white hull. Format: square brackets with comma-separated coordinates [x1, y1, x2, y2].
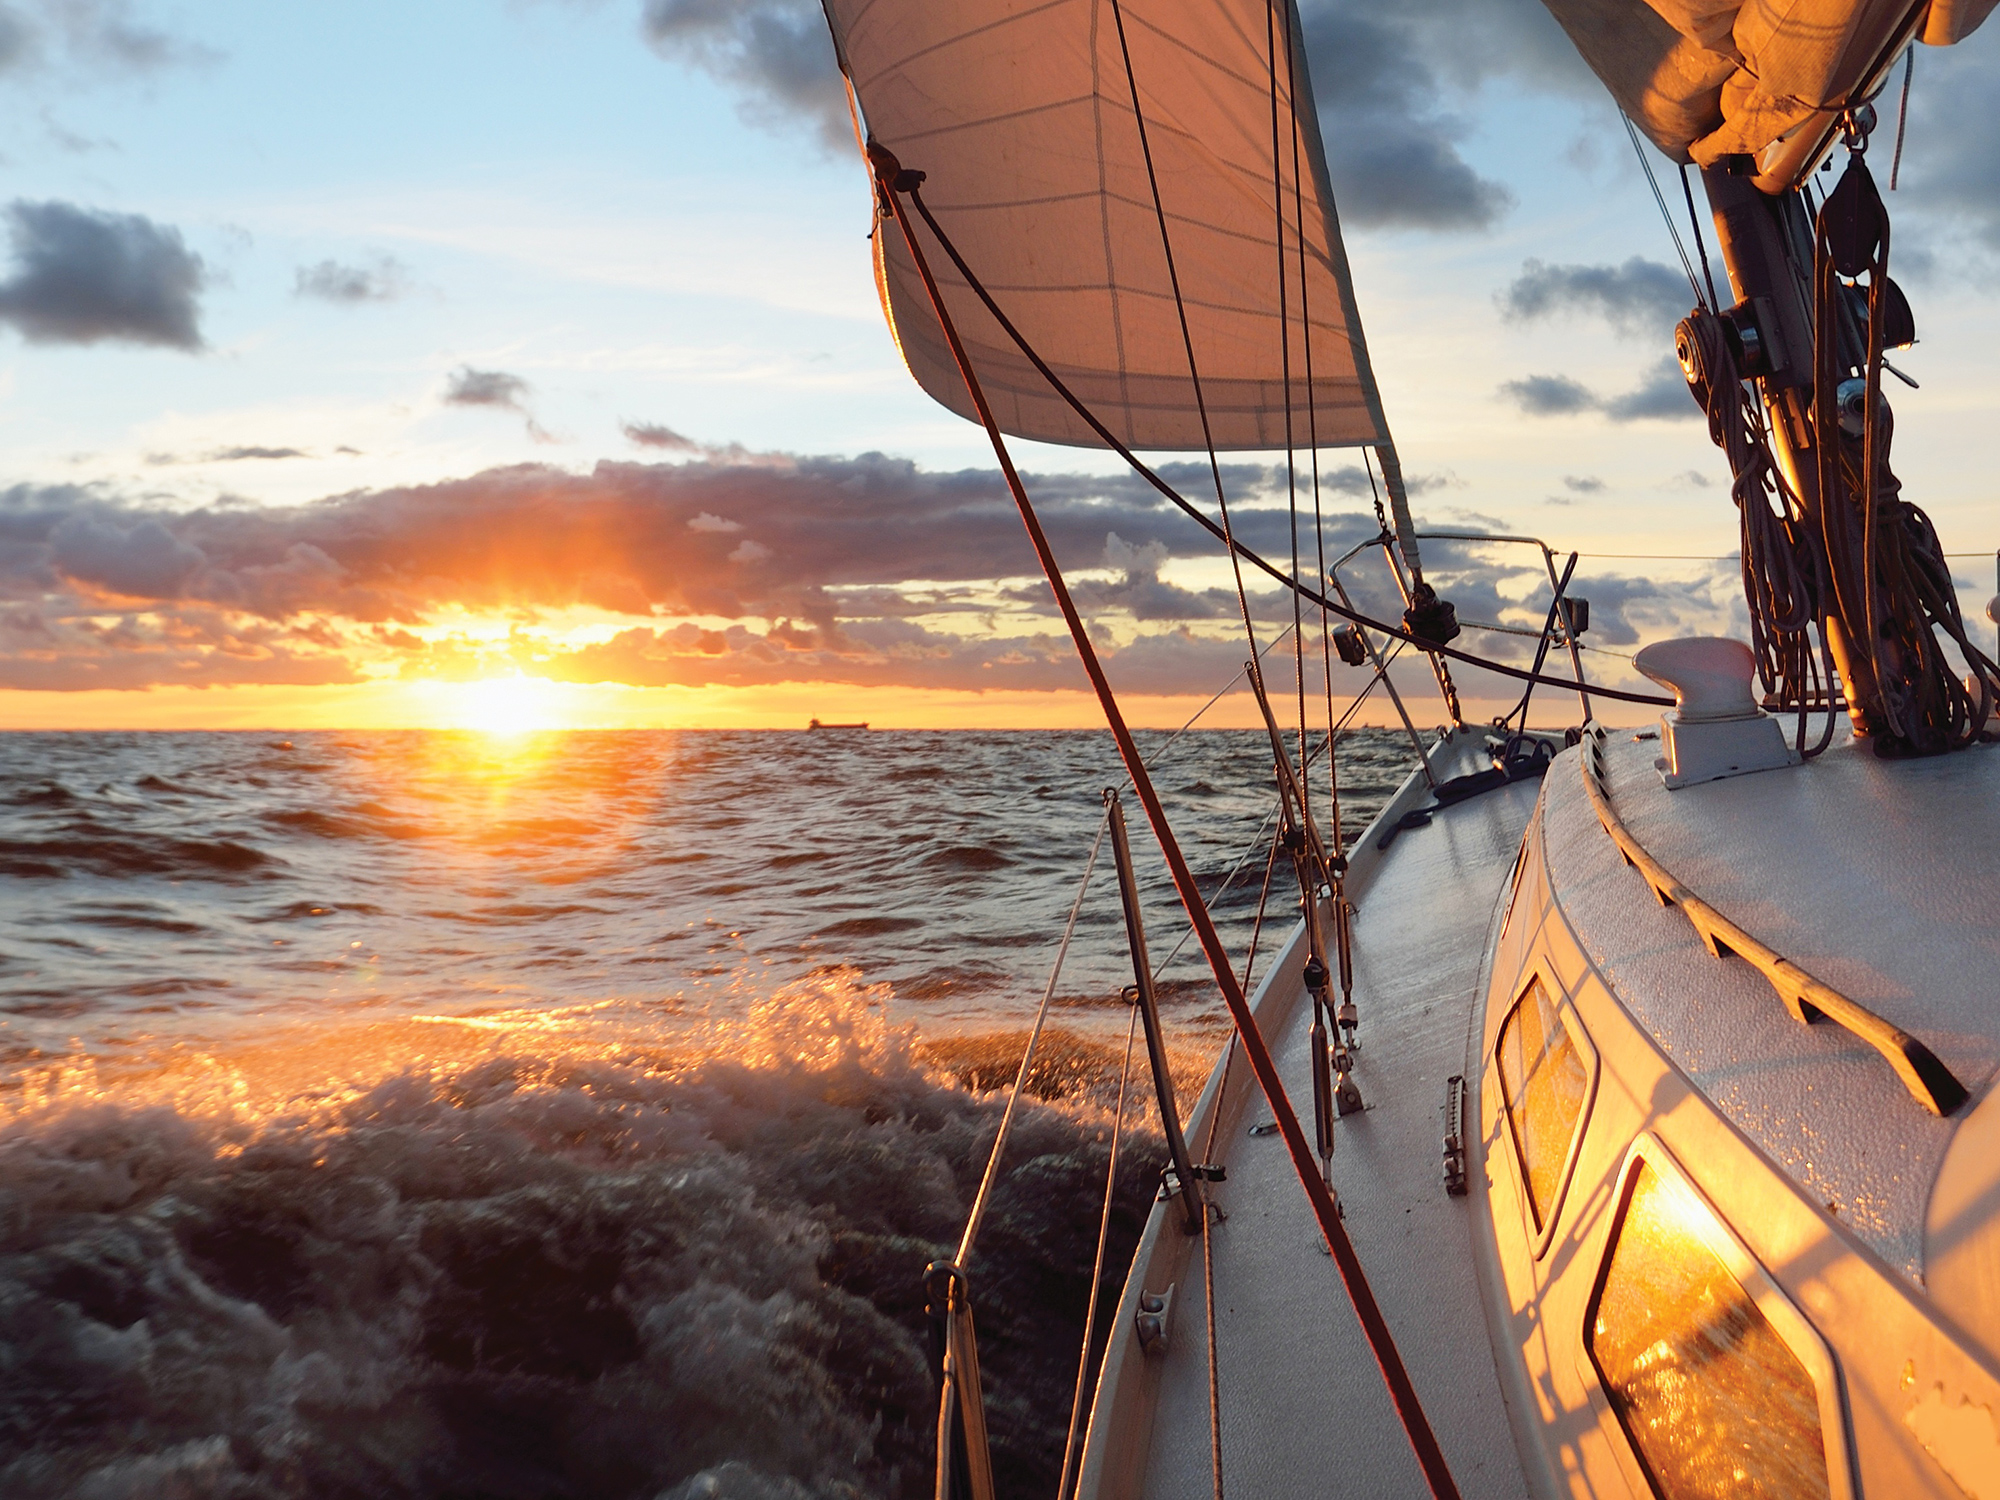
[1082, 725, 2000, 1498]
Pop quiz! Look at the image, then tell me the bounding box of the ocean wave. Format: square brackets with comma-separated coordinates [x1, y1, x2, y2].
[0, 833, 270, 881]
[0, 977, 1166, 1499]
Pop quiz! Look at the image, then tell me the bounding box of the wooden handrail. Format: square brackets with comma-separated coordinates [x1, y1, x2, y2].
[1579, 728, 1967, 1116]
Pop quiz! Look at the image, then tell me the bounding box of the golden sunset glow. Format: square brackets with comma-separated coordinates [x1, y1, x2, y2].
[439, 674, 576, 735]
[0, 681, 1458, 732]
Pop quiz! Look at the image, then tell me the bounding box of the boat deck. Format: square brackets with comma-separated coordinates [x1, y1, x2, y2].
[1080, 730, 1544, 1498]
[1549, 727, 2000, 1281]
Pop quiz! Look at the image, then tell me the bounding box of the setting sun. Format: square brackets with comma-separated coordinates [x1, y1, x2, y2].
[446, 674, 571, 734]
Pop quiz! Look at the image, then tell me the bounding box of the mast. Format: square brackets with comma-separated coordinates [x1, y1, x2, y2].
[1685, 114, 2000, 754]
[1540, 0, 2000, 754]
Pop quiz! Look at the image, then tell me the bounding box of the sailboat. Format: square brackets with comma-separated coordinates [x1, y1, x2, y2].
[818, 2, 2000, 1496]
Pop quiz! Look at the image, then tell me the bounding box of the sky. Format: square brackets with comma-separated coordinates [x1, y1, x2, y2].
[2, 0, 1997, 731]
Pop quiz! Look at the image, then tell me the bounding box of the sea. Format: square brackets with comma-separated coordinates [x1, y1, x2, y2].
[0, 727, 1416, 1499]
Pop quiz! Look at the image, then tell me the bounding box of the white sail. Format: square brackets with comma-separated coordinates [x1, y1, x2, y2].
[823, 0, 1391, 453]
[1542, 0, 1997, 188]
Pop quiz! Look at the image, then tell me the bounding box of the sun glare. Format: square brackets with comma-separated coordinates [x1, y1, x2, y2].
[450, 674, 570, 734]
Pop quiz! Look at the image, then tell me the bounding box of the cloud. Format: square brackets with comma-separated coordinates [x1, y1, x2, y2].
[1499, 257, 1693, 340]
[1896, 39, 2000, 250]
[444, 367, 530, 409]
[443, 365, 554, 443]
[294, 257, 407, 304]
[1562, 475, 1604, 493]
[1500, 373, 1596, 416]
[1501, 359, 1696, 422]
[0, 447, 1743, 697]
[1601, 359, 1697, 421]
[640, 0, 850, 150]
[0, 0, 209, 78]
[0, 199, 206, 348]
[1300, 1, 1513, 230]
[623, 420, 698, 452]
[208, 446, 308, 461]
[636, 0, 1537, 230]
[0, 453, 1376, 693]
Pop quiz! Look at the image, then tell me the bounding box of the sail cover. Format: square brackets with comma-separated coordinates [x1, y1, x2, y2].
[822, 0, 1392, 453]
[1541, 0, 1996, 184]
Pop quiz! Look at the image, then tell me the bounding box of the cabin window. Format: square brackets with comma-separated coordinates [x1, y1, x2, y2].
[1496, 975, 1588, 1231]
[1588, 1162, 1831, 1500]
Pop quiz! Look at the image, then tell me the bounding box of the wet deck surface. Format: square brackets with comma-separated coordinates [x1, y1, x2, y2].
[1139, 735, 1541, 1499]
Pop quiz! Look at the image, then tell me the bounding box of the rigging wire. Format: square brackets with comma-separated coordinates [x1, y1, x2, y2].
[1678, 162, 1720, 311]
[1891, 43, 1914, 190]
[1056, 1004, 1140, 1500]
[1622, 114, 1708, 310]
[896, 185, 1672, 708]
[1109, 0, 1274, 720]
[1267, 0, 1312, 854]
[1144, 625, 1299, 770]
[1279, 9, 1344, 857]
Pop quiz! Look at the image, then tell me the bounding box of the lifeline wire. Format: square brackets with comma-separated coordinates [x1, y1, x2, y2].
[874, 169, 1465, 1498]
[954, 810, 1110, 1269]
[1055, 1004, 1140, 1500]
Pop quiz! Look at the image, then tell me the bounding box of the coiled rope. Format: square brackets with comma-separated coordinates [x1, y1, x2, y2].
[1675, 308, 1838, 755]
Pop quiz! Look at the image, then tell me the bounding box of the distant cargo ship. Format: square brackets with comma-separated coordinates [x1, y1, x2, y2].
[807, 718, 868, 731]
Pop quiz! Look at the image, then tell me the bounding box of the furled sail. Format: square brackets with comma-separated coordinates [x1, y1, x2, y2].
[822, 0, 1391, 453]
[1541, 0, 1997, 188]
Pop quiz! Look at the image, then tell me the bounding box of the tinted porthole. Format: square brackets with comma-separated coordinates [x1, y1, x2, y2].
[1496, 975, 1588, 1231]
[1589, 1162, 1831, 1500]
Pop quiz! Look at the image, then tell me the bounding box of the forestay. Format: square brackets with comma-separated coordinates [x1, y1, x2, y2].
[823, 0, 1393, 453]
[1541, 0, 1997, 188]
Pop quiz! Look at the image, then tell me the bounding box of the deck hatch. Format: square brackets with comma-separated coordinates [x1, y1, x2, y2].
[1496, 974, 1589, 1234]
[1587, 1159, 1835, 1500]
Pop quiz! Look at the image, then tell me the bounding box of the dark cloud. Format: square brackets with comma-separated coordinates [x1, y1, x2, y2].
[46, 0, 189, 71]
[623, 420, 698, 452]
[0, 0, 206, 77]
[1300, 2, 1512, 230]
[640, 0, 850, 150]
[1601, 359, 1697, 421]
[1500, 359, 1696, 422]
[0, 448, 1739, 697]
[294, 257, 407, 304]
[1562, 475, 1604, 493]
[1499, 257, 1693, 340]
[209, 446, 308, 461]
[444, 367, 529, 409]
[635, 0, 1553, 230]
[1500, 373, 1596, 416]
[443, 366, 554, 442]
[0, 8, 30, 70]
[0, 199, 206, 348]
[1896, 39, 2000, 250]
[0, 453, 1379, 692]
